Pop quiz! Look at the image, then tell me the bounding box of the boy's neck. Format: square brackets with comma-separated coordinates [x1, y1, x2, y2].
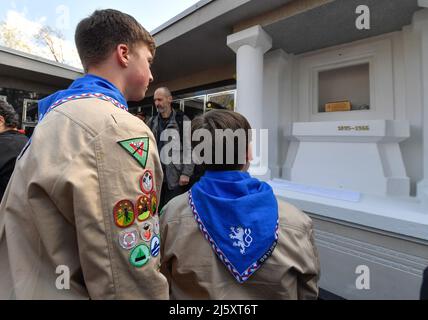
[0, 126, 16, 134]
[0, 123, 7, 134]
[86, 67, 126, 99]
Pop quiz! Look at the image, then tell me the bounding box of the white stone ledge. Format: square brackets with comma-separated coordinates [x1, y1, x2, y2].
[271, 182, 428, 241]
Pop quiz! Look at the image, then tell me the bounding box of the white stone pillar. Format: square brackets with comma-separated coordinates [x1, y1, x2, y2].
[263, 49, 290, 179]
[414, 8, 428, 208]
[227, 25, 272, 179]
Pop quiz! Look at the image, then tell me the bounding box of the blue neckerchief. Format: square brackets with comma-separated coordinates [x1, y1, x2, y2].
[38, 74, 128, 120]
[189, 170, 279, 283]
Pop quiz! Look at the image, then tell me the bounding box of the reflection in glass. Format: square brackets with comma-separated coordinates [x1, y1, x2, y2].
[183, 96, 205, 120]
[207, 91, 235, 111]
[140, 104, 153, 118]
[23, 99, 39, 123]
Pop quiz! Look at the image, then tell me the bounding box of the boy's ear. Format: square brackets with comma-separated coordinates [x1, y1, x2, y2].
[116, 44, 130, 68]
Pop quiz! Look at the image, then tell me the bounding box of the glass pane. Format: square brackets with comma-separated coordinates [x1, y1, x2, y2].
[171, 100, 182, 112]
[207, 92, 235, 111]
[318, 63, 370, 113]
[23, 99, 39, 123]
[140, 105, 153, 118]
[183, 97, 204, 120]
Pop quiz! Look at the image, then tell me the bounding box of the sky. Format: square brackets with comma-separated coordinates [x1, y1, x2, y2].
[0, 0, 202, 68]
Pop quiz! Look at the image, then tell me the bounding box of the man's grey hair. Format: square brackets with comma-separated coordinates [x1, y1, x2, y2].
[155, 87, 172, 98]
[0, 100, 19, 128]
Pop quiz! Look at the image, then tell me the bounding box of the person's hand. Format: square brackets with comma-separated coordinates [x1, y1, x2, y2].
[179, 175, 190, 186]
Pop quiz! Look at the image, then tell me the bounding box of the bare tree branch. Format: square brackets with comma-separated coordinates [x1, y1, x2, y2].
[34, 26, 65, 63]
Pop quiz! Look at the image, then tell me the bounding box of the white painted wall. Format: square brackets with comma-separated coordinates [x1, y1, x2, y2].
[261, 8, 428, 299]
[268, 19, 426, 197]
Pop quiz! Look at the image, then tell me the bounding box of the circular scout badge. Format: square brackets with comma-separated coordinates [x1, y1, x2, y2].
[140, 221, 154, 242]
[129, 244, 151, 268]
[119, 229, 139, 250]
[136, 195, 151, 222]
[153, 219, 160, 235]
[150, 236, 160, 257]
[150, 192, 158, 216]
[140, 170, 154, 194]
[113, 200, 135, 228]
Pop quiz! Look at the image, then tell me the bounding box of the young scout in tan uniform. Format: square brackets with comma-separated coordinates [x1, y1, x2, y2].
[160, 110, 320, 300]
[0, 9, 168, 299]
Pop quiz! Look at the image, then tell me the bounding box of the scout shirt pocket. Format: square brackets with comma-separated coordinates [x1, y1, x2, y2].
[92, 113, 167, 299]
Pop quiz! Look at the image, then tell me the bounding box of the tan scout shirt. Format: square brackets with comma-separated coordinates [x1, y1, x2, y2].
[0, 98, 168, 300]
[160, 193, 320, 300]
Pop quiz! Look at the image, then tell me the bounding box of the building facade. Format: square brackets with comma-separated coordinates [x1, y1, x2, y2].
[0, 46, 83, 136]
[148, 0, 428, 300]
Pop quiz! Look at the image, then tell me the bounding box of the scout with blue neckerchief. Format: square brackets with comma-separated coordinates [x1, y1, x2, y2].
[0, 9, 168, 300]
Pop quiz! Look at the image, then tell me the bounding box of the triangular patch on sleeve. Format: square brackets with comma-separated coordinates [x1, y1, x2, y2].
[117, 137, 150, 169]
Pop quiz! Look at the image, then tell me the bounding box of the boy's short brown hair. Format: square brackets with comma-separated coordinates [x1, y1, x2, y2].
[75, 9, 155, 71]
[191, 110, 252, 172]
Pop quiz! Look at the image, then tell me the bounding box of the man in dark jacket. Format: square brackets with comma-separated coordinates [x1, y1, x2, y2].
[147, 87, 194, 210]
[0, 101, 28, 201]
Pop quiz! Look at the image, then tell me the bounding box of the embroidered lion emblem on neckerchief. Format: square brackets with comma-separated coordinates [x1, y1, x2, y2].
[229, 226, 253, 255]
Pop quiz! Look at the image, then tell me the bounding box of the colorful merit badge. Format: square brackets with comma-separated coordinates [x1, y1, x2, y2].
[118, 137, 149, 169]
[151, 236, 160, 257]
[136, 195, 151, 222]
[150, 192, 158, 216]
[119, 229, 139, 250]
[140, 221, 153, 242]
[140, 170, 154, 194]
[129, 244, 151, 268]
[113, 200, 135, 228]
